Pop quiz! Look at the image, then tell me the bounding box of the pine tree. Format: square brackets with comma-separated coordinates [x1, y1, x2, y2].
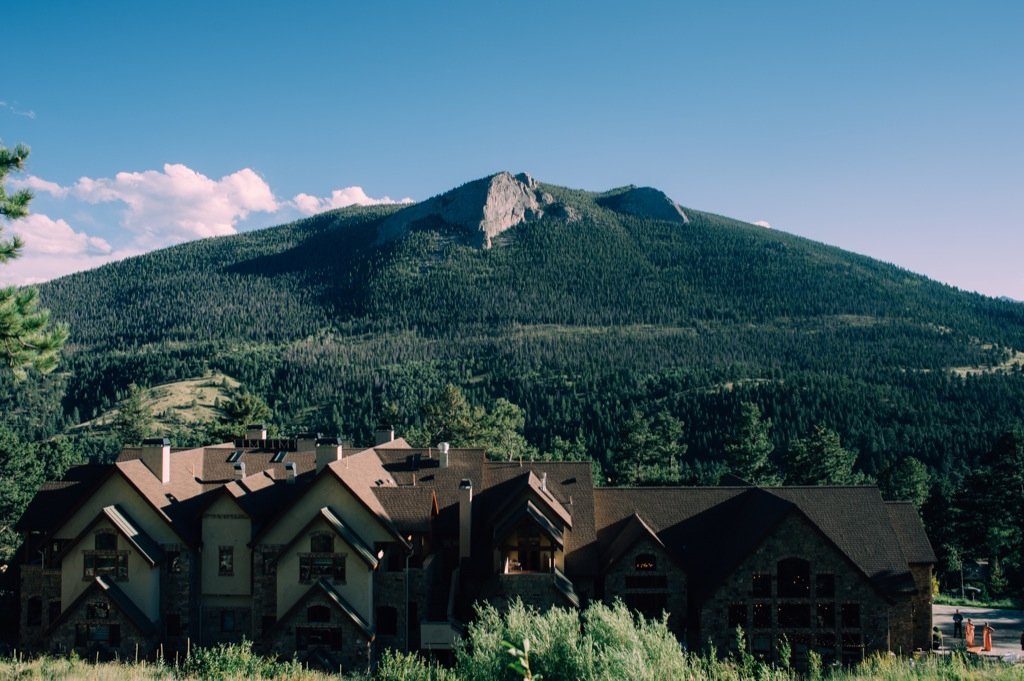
[1, 144, 68, 379]
[782, 424, 866, 486]
[723, 402, 779, 484]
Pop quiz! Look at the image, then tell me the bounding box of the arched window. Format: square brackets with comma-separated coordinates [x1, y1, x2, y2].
[634, 553, 657, 571]
[307, 604, 331, 623]
[777, 557, 810, 597]
[310, 533, 334, 554]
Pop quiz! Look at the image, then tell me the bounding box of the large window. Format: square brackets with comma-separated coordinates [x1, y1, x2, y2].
[752, 602, 771, 628]
[777, 558, 810, 598]
[84, 551, 129, 581]
[816, 603, 835, 628]
[299, 554, 346, 583]
[816, 573, 835, 597]
[841, 603, 860, 629]
[75, 623, 120, 646]
[777, 603, 811, 628]
[296, 626, 342, 650]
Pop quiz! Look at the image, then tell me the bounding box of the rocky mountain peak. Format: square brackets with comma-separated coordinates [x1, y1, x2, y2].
[377, 171, 556, 248]
[597, 186, 689, 224]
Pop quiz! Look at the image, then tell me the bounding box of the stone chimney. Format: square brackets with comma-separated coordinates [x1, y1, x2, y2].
[233, 461, 246, 480]
[316, 437, 342, 473]
[140, 437, 171, 484]
[296, 432, 320, 453]
[459, 479, 473, 561]
[246, 424, 267, 441]
[439, 442, 450, 469]
[375, 426, 395, 445]
[285, 461, 297, 484]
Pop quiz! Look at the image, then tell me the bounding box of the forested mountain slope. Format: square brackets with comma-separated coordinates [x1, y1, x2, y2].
[31, 173, 1024, 479]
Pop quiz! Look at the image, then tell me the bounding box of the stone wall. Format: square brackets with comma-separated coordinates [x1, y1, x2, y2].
[266, 591, 372, 673]
[252, 544, 282, 649]
[19, 565, 61, 648]
[601, 536, 687, 638]
[159, 545, 193, 653]
[46, 590, 154, 660]
[699, 512, 900, 668]
[908, 564, 933, 652]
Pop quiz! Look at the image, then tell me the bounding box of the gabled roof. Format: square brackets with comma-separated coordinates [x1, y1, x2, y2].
[493, 499, 565, 547]
[273, 578, 373, 640]
[16, 464, 111, 533]
[601, 512, 666, 571]
[278, 507, 379, 570]
[373, 487, 437, 534]
[46, 575, 157, 638]
[885, 502, 938, 565]
[594, 485, 918, 602]
[57, 505, 163, 567]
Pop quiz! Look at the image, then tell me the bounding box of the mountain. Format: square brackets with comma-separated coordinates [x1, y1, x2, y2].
[28, 171, 1024, 477]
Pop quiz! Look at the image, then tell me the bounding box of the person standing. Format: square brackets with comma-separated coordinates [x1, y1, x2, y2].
[982, 622, 994, 652]
[953, 609, 963, 638]
[966, 619, 975, 647]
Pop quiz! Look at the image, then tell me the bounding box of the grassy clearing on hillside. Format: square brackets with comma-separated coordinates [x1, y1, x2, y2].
[70, 373, 241, 433]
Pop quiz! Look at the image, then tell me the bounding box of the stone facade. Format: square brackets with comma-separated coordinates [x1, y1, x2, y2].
[266, 591, 372, 671]
[601, 537, 687, 638]
[698, 513, 894, 667]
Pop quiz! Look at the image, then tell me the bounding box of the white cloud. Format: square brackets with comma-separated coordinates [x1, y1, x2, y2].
[0, 100, 35, 119]
[11, 175, 69, 198]
[753, 220, 772, 229]
[70, 163, 279, 245]
[0, 213, 134, 286]
[291, 186, 412, 216]
[11, 213, 111, 256]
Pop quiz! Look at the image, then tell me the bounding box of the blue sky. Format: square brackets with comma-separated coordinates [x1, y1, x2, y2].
[2, 1, 1022, 299]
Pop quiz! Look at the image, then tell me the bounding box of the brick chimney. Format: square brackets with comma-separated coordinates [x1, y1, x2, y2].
[140, 437, 171, 484]
[459, 478, 473, 561]
[316, 437, 342, 473]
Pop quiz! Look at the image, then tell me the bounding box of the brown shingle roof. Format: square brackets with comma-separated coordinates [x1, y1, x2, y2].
[885, 502, 937, 565]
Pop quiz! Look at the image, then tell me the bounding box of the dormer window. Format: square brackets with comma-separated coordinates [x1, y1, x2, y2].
[634, 553, 657, 571]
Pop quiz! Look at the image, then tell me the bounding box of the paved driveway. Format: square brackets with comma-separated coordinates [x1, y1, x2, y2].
[933, 603, 1024, 660]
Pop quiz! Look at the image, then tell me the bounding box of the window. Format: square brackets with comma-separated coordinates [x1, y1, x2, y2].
[777, 603, 811, 628]
[816, 573, 834, 597]
[310, 533, 334, 554]
[624, 575, 668, 589]
[299, 554, 346, 583]
[27, 597, 42, 626]
[841, 603, 860, 628]
[752, 573, 771, 597]
[377, 606, 398, 636]
[218, 547, 234, 576]
[634, 553, 657, 571]
[307, 605, 331, 623]
[728, 604, 747, 629]
[752, 602, 771, 628]
[777, 558, 810, 598]
[76, 623, 120, 646]
[86, 601, 110, 619]
[95, 532, 117, 551]
[816, 603, 835, 628]
[83, 551, 129, 581]
[166, 551, 183, 574]
[221, 609, 237, 632]
[296, 626, 342, 650]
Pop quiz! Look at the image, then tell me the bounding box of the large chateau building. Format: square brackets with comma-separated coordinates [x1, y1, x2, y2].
[16, 427, 935, 670]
